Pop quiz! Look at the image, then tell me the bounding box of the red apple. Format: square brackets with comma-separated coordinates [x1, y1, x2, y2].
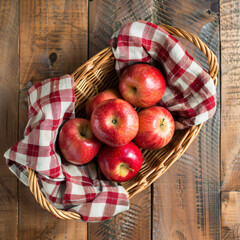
[58, 118, 101, 165]
[85, 88, 120, 118]
[134, 106, 175, 150]
[119, 63, 166, 108]
[90, 99, 139, 147]
[98, 142, 143, 182]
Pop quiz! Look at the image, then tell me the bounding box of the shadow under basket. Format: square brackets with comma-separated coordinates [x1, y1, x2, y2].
[27, 25, 219, 220]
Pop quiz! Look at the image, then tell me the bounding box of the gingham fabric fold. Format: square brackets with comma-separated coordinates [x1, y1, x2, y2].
[111, 21, 216, 129]
[4, 75, 129, 222]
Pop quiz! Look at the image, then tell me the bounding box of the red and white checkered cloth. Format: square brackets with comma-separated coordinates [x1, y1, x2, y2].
[4, 75, 129, 222]
[111, 21, 216, 129]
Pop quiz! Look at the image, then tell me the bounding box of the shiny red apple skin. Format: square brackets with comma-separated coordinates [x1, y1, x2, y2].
[119, 63, 166, 108]
[85, 89, 120, 118]
[58, 118, 101, 165]
[134, 106, 175, 150]
[90, 99, 139, 147]
[98, 142, 143, 182]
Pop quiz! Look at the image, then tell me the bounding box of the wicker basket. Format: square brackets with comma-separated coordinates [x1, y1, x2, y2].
[27, 25, 218, 220]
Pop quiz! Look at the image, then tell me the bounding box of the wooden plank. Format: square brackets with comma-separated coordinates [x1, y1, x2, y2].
[152, 0, 221, 239]
[89, 0, 153, 57]
[221, 192, 240, 240]
[153, 145, 220, 239]
[88, 188, 152, 240]
[18, 1, 88, 239]
[88, 1, 152, 239]
[220, 0, 240, 238]
[220, 0, 240, 191]
[19, 184, 87, 240]
[0, 1, 19, 239]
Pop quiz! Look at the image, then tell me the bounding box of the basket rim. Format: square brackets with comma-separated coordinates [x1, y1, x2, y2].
[27, 24, 219, 221]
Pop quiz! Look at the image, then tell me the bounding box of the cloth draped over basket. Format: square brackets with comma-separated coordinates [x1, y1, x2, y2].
[4, 75, 129, 222]
[4, 21, 217, 222]
[111, 21, 216, 129]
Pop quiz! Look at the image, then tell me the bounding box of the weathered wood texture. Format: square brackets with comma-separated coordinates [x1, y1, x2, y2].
[19, 0, 88, 136]
[220, 0, 240, 192]
[88, 1, 153, 239]
[152, 0, 220, 239]
[221, 192, 240, 240]
[220, 0, 240, 238]
[0, 1, 19, 239]
[89, 0, 153, 57]
[19, 184, 87, 240]
[18, 1, 88, 239]
[88, 188, 152, 240]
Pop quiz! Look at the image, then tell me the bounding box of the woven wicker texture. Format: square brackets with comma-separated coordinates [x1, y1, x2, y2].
[27, 25, 218, 220]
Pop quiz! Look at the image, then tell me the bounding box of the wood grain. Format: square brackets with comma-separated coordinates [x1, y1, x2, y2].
[88, 1, 153, 239]
[89, 0, 153, 57]
[19, 0, 88, 136]
[19, 184, 87, 240]
[221, 192, 240, 240]
[18, 1, 88, 239]
[152, 0, 220, 239]
[220, 0, 240, 191]
[0, 1, 19, 239]
[88, 188, 151, 240]
[153, 145, 220, 239]
[220, 0, 240, 238]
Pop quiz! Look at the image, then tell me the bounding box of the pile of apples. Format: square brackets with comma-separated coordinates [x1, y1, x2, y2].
[58, 64, 175, 182]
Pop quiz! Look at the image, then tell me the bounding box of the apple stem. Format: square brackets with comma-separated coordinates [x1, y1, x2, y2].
[121, 164, 134, 172]
[160, 118, 165, 127]
[94, 85, 99, 95]
[81, 124, 88, 137]
[130, 86, 137, 94]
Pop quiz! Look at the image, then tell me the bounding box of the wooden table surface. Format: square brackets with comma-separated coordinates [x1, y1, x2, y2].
[0, 0, 239, 239]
